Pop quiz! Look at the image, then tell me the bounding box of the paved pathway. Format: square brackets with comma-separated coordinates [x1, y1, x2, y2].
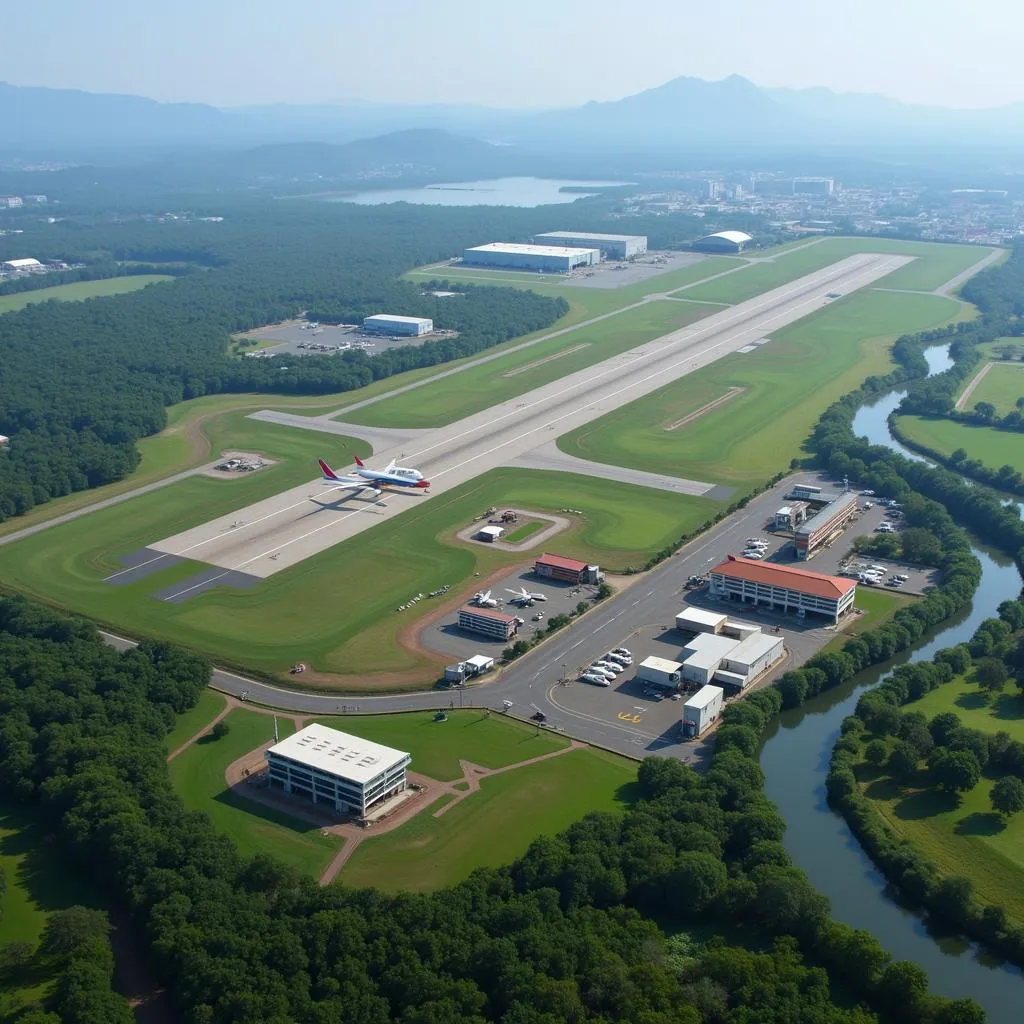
[934, 246, 1004, 296]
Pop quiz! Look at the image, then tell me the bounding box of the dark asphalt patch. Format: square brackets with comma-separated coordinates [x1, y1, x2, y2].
[106, 547, 184, 586]
[155, 567, 262, 604]
[705, 485, 736, 502]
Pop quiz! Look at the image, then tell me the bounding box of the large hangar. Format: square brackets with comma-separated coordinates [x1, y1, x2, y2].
[534, 231, 647, 260]
[464, 243, 600, 272]
[694, 230, 753, 254]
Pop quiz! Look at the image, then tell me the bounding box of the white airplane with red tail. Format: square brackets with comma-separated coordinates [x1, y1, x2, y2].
[316, 455, 430, 502]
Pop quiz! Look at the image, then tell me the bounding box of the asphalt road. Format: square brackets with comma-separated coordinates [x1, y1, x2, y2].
[100, 473, 841, 763]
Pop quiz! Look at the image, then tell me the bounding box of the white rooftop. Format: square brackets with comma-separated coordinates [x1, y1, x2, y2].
[683, 633, 741, 657]
[267, 723, 410, 784]
[639, 655, 683, 673]
[725, 631, 783, 667]
[478, 525, 504, 537]
[684, 685, 724, 710]
[676, 607, 728, 628]
[363, 314, 432, 325]
[3, 258, 42, 268]
[536, 231, 646, 243]
[702, 231, 752, 244]
[466, 242, 600, 258]
[465, 654, 494, 669]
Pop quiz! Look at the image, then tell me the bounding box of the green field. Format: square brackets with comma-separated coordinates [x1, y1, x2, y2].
[0, 803, 108, 1018]
[681, 239, 997, 304]
[895, 415, 1024, 475]
[826, 588, 917, 652]
[505, 520, 545, 543]
[959, 362, 1024, 416]
[167, 708, 343, 878]
[342, 746, 638, 891]
[557, 290, 961, 489]
[164, 689, 228, 754]
[859, 681, 1024, 926]
[0, 275, 173, 314]
[0, 467, 720, 681]
[342, 299, 720, 428]
[317, 710, 570, 780]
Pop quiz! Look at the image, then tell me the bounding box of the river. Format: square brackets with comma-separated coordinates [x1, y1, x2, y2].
[760, 345, 1024, 1021]
[332, 176, 630, 207]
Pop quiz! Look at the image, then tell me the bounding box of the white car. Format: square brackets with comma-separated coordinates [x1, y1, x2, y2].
[745, 537, 767, 544]
[612, 648, 632, 658]
[605, 652, 632, 667]
[587, 664, 617, 679]
[743, 550, 765, 560]
[869, 565, 888, 574]
[746, 541, 768, 550]
[592, 660, 624, 675]
[579, 673, 611, 687]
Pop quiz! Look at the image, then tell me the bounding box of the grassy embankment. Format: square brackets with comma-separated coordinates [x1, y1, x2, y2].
[557, 290, 963, 491]
[895, 416, 1024, 477]
[824, 588, 918, 653]
[0, 465, 721, 682]
[0, 274, 173, 314]
[856, 679, 1024, 926]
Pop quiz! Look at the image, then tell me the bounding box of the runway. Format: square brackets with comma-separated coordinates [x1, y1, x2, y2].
[143, 253, 911, 583]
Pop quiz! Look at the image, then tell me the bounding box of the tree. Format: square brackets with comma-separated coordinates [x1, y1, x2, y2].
[888, 741, 920, 781]
[991, 775, 1024, 817]
[930, 748, 981, 794]
[864, 739, 889, 767]
[975, 657, 1008, 695]
[39, 907, 110, 962]
[668, 852, 727, 915]
[211, 720, 230, 740]
[973, 400, 997, 422]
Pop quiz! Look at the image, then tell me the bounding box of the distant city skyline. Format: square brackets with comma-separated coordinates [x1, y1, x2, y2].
[4, 0, 1022, 111]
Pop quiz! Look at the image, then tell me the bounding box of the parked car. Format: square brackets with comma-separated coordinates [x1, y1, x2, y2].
[579, 673, 611, 687]
[593, 660, 624, 675]
[612, 648, 632, 658]
[743, 550, 765, 560]
[896, 574, 910, 581]
[588, 665, 617, 680]
[861, 502, 874, 510]
[606, 652, 632, 666]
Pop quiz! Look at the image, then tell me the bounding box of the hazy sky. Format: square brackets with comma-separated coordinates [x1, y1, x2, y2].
[4, 0, 1022, 109]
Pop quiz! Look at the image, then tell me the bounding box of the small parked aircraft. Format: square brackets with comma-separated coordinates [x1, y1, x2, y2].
[505, 586, 548, 606]
[471, 590, 500, 608]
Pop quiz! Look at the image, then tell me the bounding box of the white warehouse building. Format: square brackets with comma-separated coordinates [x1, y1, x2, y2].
[464, 242, 600, 272]
[682, 685, 724, 738]
[533, 231, 647, 259]
[265, 723, 411, 817]
[362, 314, 433, 336]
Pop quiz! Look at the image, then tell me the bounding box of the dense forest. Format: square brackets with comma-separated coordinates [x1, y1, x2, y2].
[0, 594, 981, 1023]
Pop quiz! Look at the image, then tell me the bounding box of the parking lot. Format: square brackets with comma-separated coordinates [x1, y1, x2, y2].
[419, 564, 603, 662]
[237, 322, 442, 358]
[561, 251, 709, 290]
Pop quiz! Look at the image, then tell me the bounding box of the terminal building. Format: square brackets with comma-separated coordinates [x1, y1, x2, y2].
[265, 724, 411, 817]
[533, 231, 647, 260]
[362, 314, 433, 336]
[463, 243, 600, 273]
[457, 605, 519, 641]
[709, 556, 857, 624]
[794, 492, 858, 559]
[693, 230, 753, 254]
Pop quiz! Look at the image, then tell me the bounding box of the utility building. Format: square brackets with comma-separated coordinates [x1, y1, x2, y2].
[265, 724, 411, 817]
[534, 552, 591, 584]
[533, 232, 647, 259]
[709, 556, 856, 624]
[464, 243, 600, 272]
[682, 685, 724, 738]
[362, 314, 433, 336]
[636, 656, 683, 689]
[693, 231, 752, 253]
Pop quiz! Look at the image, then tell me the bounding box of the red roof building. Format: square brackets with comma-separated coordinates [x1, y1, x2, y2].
[534, 552, 590, 584]
[708, 556, 856, 624]
[458, 605, 519, 641]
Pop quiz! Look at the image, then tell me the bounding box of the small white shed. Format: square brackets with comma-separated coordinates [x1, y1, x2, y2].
[477, 525, 504, 542]
[682, 685, 724, 738]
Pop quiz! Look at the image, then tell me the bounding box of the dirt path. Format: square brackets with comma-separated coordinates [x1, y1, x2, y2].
[956, 361, 994, 411]
[664, 386, 745, 431]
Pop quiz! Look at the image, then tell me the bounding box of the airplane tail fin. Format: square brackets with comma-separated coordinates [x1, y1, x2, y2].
[318, 458, 338, 480]
[353, 454, 365, 468]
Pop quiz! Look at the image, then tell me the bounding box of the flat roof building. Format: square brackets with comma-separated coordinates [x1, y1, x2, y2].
[2, 257, 42, 271]
[682, 685, 724, 738]
[457, 605, 519, 641]
[709, 556, 856, 624]
[362, 314, 433, 336]
[533, 231, 647, 259]
[694, 230, 752, 254]
[794, 492, 858, 560]
[265, 723, 411, 818]
[464, 242, 600, 273]
[680, 634, 740, 686]
[476, 525, 504, 542]
[637, 656, 683, 689]
[675, 607, 728, 634]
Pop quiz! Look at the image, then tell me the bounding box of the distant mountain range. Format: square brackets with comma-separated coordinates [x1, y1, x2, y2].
[4, 75, 1024, 157]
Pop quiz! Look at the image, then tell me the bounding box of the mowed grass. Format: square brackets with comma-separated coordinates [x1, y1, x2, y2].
[895, 415, 1024, 475]
[341, 747, 638, 891]
[825, 588, 917, 652]
[343, 299, 720, 427]
[0, 803, 108, 1017]
[0, 467, 720, 681]
[167, 708, 342, 878]
[164, 689, 229, 754]
[0, 274, 173, 314]
[316, 710, 570, 781]
[506, 520, 545, 543]
[859, 679, 1024, 926]
[960, 362, 1024, 416]
[557, 290, 961, 489]
[682, 239, 997, 304]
